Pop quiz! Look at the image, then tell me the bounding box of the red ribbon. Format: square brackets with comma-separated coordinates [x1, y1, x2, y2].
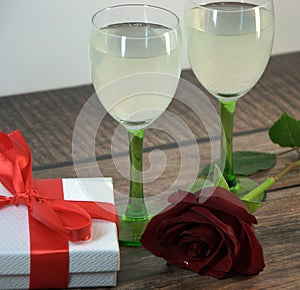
[0, 130, 119, 288]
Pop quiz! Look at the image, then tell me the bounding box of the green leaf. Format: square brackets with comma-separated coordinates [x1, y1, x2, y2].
[210, 167, 263, 213]
[200, 163, 214, 176]
[200, 151, 276, 176]
[213, 165, 229, 190]
[242, 200, 263, 213]
[188, 165, 229, 193]
[269, 112, 300, 148]
[189, 166, 264, 213]
[233, 151, 276, 176]
[187, 177, 214, 193]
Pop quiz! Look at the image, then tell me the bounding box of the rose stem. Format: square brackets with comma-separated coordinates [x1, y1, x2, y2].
[241, 159, 300, 202]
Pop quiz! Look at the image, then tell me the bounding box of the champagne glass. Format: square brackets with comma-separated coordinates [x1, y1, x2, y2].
[184, 0, 274, 194]
[89, 5, 181, 246]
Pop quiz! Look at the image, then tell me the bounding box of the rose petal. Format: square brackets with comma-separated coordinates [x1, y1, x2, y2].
[196, 187, 257, 224]
[182, 208, 241, 274]
[209, 240, 233, 272]
[181, 225, 220, 254]
[157, 218, 209, 260]
[186, 238, 232, 276]
[164, 206, 241, 262]
[179, 231, 216, 260]
[189, 207, 240, 250]
[209, 209, 241, 253]
[158, 222, 188, 258]
[141, 188, 263, 280]
[233, 219, 265, 275]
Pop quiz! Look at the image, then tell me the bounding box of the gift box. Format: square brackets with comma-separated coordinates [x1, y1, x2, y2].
[0, 130, 120, 289]
[0, 177, 120, 289]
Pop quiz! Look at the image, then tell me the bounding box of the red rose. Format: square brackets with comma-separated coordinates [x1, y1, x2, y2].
[141, 187, 265, 279]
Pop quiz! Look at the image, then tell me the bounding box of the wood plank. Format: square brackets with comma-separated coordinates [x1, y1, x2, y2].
[1, 51, 300, 289]
[1, 52, 300, 169]
[33, 129, 300, 192]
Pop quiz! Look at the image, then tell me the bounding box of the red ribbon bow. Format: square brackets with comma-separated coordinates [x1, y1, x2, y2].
[0, 130, 119, 288]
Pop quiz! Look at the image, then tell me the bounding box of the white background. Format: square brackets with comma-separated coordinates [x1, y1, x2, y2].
[0, 0, 299, 97]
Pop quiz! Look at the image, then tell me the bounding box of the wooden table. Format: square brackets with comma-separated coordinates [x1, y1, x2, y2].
[1, 52, 300, 289]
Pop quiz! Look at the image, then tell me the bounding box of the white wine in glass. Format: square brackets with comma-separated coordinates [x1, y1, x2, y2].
[185, 0, 274, 194]
[89, 5, 181, 246]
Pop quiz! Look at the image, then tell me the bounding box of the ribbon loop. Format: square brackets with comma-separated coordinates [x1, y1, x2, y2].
[0, 130, 120, 289]
[30, 198, 92, 242]
[0, 130, 119, 242]
[0, 195, 11, 207]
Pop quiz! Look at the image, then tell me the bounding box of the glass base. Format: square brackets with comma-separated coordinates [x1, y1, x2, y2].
[230, 176, 266, 201]
[119, 214, 152, 247]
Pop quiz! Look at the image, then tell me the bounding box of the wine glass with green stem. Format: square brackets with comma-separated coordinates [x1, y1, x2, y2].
[89, 4, 182, 246]
[184, 0, 274, 195]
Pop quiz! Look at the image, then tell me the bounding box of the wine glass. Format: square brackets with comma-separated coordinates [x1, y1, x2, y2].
[89, 4, 181, 246]
[184, 0, 274, 194]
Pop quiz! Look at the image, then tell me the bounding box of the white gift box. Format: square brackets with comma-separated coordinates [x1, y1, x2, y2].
[0, 178, 120, 289]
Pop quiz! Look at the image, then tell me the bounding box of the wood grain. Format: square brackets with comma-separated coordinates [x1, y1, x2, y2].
[0, 52, 299, 169]
[0, 52, 300, 289]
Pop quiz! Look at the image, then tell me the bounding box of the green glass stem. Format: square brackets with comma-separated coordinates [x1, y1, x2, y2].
[219, 100, 237, 189]
[119, 129, 151, 246]
[126, 129, 148, 218]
